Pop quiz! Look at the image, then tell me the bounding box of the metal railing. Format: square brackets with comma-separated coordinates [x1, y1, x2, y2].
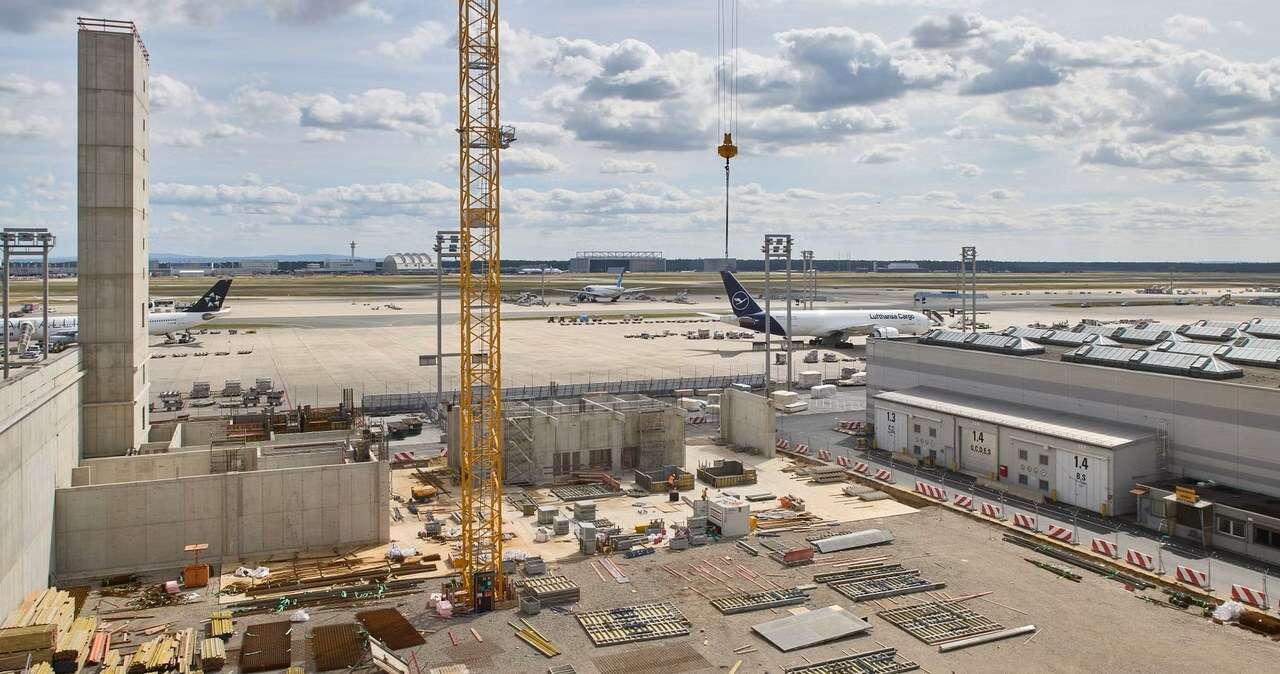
[361, 373, 764, 414]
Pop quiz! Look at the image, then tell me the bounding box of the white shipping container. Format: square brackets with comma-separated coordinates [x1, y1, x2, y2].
[1055, 450, 1111, 514]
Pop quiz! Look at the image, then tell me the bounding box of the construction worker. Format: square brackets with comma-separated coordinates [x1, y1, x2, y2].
[701, 487, 708, 501]
[666, 473, 678, 502]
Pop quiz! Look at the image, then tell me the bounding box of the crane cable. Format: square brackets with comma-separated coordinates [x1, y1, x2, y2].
[716, 0, 739, 260]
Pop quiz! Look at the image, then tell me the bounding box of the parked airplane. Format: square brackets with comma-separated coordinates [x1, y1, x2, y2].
[707, 271, 941, 345]
[4, 279, 233, 345]
[552, 270, 660, 302]
[516, 267, 563, 275]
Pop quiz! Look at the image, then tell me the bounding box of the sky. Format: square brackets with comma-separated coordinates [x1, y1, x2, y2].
[1, 1, 1279, 261]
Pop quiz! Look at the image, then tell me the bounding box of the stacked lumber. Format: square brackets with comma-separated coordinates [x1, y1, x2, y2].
[53, 615, 97, 671]
[129, 633, 179, 673]
[226, 554, 439, 598]
[28, 662, 54, 674]
[175, 628, 196, 674]
[200, 637, 226, 671]
[0, 588, 76, 669]
[100, 650, 134, 674]
[210, 610, 234, 639]
[86, 630, 111, 665]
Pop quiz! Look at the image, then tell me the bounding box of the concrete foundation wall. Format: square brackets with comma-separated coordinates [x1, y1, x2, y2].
[868, 339, 1280, 498]
[720, 389, 776, 456]
[0, 351, 83, 611]
[76, 448, 211, 485]
[54, 460, 390, 578]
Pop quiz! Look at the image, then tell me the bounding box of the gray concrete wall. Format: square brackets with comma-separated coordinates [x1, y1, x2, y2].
[0, 351, 82, 611]
[868, 339, 1280, 498]
[721, 389, 776, 456]
[79, 28, 150, 457]
[76, 448, 211, 485]
[257, 446, 346, 471]
[54, 460, 390, 578]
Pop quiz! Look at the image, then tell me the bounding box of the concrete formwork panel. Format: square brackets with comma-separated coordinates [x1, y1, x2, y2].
[721, 389, 776, 457]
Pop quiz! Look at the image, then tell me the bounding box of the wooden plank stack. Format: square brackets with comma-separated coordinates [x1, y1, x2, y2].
[210, 610, 234, 639]
[0, 588, 76, 669]
[129, 632, 180, 673]
[200, 637, 226, 671]
[52, 615, 98, 671]
[100, 649, 135, 674]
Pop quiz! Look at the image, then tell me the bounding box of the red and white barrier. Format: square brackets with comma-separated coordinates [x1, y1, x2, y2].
[913, 480, 946, 501]
[1090, 538, 1119, 558]
[874, 468, 894, 483]
[794, 443, 810, 455]
[980, 502, 1005, 520]
[836, 456, 850, 468]
[818, 449, 831, 462]
[1045, 524, 1075, 544]
[851, 461, 868, 474]
[1231, 584, 1269, 609]
[953, 494, 974, 510]
[1125, 548, 1156, 572]
[1175, 565, 1211, 590]
[1012, 513, 1037, 532]
[687, 416, 707, 424]
[776, 438, 789, 450]
[392, 451, 414, 463]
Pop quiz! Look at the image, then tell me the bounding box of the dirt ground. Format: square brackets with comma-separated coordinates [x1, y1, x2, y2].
[70, 453, 1280, 674]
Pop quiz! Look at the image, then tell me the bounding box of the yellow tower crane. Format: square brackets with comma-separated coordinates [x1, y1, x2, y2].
[456, 0, 514, 613]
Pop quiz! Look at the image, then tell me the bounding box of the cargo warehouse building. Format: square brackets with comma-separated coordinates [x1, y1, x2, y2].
[866, 321, 1280, 564]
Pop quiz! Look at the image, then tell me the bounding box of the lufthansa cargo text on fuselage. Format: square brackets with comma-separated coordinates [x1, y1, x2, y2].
[870, 313, 915, 321]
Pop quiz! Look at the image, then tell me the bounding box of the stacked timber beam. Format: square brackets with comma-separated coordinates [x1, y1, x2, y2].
[209, 610, 234, 639]
[222, 555, 438, 598]
[53, 615, 98, 671]
[199, 637, 226, 670]
[510, 619, 560, 657]
[514, 576, 581, 605]
[0, 588, 77, 670]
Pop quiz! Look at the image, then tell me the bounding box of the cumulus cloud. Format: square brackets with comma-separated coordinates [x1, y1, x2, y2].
[1163, 15, 1215, 42]
[0, 73, 62, 97]
[152, 182, 301, 206]
[600, 159, 657, 174]
[856, 143, 909, 164]
[374, 21, 449, 61]
[945, 161, 983, 177]
[302, 128, 346, 143]
[156, 123, 250, 147]
[3, 1, 385, 33]
[910, 14, 984, 49]
[0, 106, 56, 137]
[985, 188, 1019, 200]
[1080, 139, 1272, 181]
[234, 85, 449, 138]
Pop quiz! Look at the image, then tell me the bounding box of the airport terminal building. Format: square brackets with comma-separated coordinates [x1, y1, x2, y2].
[867, 321, 1280, 563]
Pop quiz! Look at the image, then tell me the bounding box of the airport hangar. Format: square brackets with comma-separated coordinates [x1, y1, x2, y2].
[865, 320, 1280, 565]
[568, 250, 666, 273]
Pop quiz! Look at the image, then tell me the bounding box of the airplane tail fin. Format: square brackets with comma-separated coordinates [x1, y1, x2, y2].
[186, 279, 232, 313]
[720, 271, 763, 317]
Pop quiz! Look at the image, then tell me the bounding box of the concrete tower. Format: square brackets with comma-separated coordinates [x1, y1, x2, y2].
[77, 19, 151, 457]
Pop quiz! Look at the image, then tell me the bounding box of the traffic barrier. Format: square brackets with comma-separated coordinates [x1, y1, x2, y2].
[1174, 565, 1211, 590]
[1231, 584, 1269, 610]
[874, 468, 894, 483]
[776, 438, 789, 450]
[851, 461, 868, 474]
[818, 449, 831, 462]
[794, 443, 810, 455]
[1124, 549, 1155, 572]
[836, 456, 850, 468]
[687, 416, 707, 425]
[913, 480, 946, 501]
[953, 494, 974, 510]
[1045, 524, 1075, 544]
[1012, 513, 1037, 532]
[980, 502, 1005, 521]
[392, 451, 414, 463]
[1090, 538, 1119, 558]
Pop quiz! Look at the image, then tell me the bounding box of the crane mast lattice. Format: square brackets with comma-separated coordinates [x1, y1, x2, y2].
[457, 0, 510, 612]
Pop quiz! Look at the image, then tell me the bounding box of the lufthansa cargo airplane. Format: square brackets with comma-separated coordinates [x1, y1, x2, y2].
[706, 271, 940, 345]
[4, 279, 233, 345]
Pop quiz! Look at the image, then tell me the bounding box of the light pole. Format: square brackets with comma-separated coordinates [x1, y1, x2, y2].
[434, 231, 460, 405]
[801, 250, 814, 309]
[763, 234, 792, 392]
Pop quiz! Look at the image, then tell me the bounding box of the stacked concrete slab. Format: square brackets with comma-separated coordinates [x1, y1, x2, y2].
[78, 23, 151, 457]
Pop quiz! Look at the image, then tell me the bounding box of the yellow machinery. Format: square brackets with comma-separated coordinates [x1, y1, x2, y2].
[457, 0, 514, 612]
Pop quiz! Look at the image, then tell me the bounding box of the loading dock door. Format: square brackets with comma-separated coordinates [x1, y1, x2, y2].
[1055, 450, 1111, 515]
[957, 420, 997, 479]
[877, 407, 902, 453]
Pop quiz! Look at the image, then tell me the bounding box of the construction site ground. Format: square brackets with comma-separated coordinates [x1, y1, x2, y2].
[63, 448, 1279, 673]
